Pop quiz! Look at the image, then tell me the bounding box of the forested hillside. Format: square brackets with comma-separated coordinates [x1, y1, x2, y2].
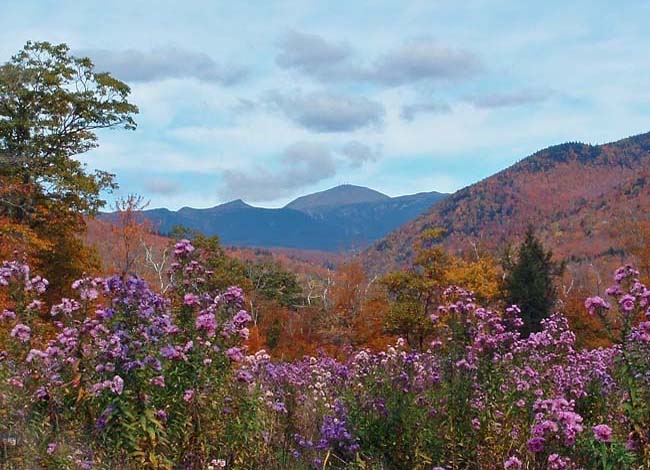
[364, 132, 650, 273]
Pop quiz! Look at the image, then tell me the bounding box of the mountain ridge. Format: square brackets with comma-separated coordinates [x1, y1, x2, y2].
[362, 131, 650, 273]
[101, 185, 449, 252]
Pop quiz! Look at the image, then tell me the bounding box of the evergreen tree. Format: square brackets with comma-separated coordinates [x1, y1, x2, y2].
[503, 226, 563, 336]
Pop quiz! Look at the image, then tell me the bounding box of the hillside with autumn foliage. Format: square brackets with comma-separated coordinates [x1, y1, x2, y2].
[363, 131, 650, 274]
[5, 38, 650, 469]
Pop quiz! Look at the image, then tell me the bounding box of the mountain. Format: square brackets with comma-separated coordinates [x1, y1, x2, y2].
[362, 131, 650, 273]
[286, 184, 390, 212]
[102, 186, 448, 252]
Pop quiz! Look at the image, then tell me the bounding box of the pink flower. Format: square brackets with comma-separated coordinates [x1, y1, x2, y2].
[10, 323, 30, 343]
[111, 375, 124, 395]
[584, 296, 611, 315]
[184, 293, 201, 307]
[619, 295, 636, 314]
[232, 310, 251, 324]
[196, 312, 217, 336]
[527, 437, 545, 453]
[8, 377, 24, 388]
[635, 322, 650, 341]
[183, 389, 195, 402]
[150, 376, 166, 388]
[174, 239, 195, 256]
[593, 424, 612, 443]
[0, 309, 16, 321]
[226, 347, 244, 362]
[504, 456, 522, 469]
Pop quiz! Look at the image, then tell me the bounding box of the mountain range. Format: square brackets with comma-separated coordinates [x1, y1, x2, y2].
[105, 185, 448, 252]
[362, 131, 650, 273]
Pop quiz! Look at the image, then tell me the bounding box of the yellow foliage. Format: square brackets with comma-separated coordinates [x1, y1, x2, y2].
[445, 255, 502, 303]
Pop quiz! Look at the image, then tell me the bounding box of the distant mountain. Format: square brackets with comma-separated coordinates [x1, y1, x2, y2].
[101, 186, 448, 252]
[362, 131, 650, 273]
[286, 184, 390, 212]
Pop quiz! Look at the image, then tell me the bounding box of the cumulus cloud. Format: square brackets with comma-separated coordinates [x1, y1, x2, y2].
[369, 41, 481, 85]
[401, 101, 452, 121]
[79, 47, 248, 85]
[219, 141, 379, 202]
[275, 32, 481, 86]
[276, 30, 351, 79]
[266, 90, 385, 132]
[340, 141, 380, 168]
[468, 89, 552, 109]
[143, 178, 181, 195]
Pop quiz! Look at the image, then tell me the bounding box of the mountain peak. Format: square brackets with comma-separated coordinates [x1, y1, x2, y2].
[218, 199, 251, 209]
[285, 184, 390, 212]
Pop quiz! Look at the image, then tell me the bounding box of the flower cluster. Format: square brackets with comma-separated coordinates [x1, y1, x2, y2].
[1, 260, 649, 468]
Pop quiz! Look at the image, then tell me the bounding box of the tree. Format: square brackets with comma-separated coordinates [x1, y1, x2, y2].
[502, 226, 563, 336]
[110, 194, 150, 278]
[0, 41, 137, 219]
[381, 228, 450, 350]
[0, 41, 138, 295]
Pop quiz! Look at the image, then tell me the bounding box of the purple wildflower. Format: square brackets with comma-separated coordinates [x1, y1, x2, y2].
[592, 424, 613, 443]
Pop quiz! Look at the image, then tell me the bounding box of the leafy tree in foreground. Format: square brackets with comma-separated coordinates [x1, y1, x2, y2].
[381, 228, 450, 350]
[0, 41, 138, 294]
[502, 225, 564, 336]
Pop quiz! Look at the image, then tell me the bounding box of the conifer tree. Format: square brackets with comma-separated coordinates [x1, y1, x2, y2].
[503, 226, 563, 336]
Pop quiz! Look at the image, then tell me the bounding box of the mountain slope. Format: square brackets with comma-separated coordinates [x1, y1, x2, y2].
[103, 187, 448, 252]
[363, 131, 650, 273]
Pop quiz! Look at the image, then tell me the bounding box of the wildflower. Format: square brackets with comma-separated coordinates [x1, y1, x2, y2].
[96, 405, 116, 430]
[636, 322, 650, 341]
[10, 323, 30, 343]
[527, 437, 545, 453]
[196, 312, 217, 336]
[233, 310, 251, 324]
[111, 375, 124, 395]
[584, 296, 610, 315]
[226, 347, 244, 362]
[547, 454, 573, 469]
[235, 370, 254, 384]
[8, 377, 24, 388]
[174, 239, 195, 256]
[26, 300, 43, 311]
[150, 375, 166, 388]
[155, 409, 168, 423]
[592, 424, 612, 443]
[619, 294, 636, 314]
[183, 293, 201, 307]
[0, 309, 16, 320]
[46, 442, 58, 455]
[183, 389, 195, 402]
[626, 432, 640, 451]
[504, 456, 522, 469]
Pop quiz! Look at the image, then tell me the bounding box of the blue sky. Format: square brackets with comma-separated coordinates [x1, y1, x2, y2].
[2, 0, 650, 209]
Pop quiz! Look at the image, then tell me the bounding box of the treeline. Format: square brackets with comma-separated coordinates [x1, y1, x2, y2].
[91, 199, 614, 358]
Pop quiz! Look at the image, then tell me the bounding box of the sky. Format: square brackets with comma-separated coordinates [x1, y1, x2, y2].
[2, 0, 650, 209]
